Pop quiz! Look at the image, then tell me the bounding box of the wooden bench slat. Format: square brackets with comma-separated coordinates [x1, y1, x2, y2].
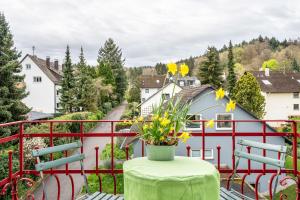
[237, 139, 287, 153]
[35, 153, 85, 171]
[234, 150, 284, 167]
[220, 187, 242, 200]
[92, 193, 108, 200]
[99, 194, 114, 200]
[85, 192, 101, 200]
[32, 141, 82, 157]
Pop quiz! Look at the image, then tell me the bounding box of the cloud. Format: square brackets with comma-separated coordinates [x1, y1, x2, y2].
[1, 0, 300, 67]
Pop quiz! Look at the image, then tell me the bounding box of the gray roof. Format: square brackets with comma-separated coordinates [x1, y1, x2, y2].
[27, 111, 54, 121]
[252, 71, 300, 93]
[21, 54, 62, 84]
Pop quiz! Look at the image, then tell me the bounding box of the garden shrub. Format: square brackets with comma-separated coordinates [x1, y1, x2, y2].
[115, 121, 132, 132]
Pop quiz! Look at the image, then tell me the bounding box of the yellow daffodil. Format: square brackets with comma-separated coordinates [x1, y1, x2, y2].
[164, 111, 169, 118]
[134, 119, 138, 124]
[170, 127, 175, 131]
[179, 63, 189, 77]
[152, 114, 159, 121]
[159, 127, 164, 133]
[215, 88, 225, 100]
[160, 118, 171, 127]
[206, 119, 214, 128]
[167, 62, 177, 75]
[138, 116, 144, 122]
[143, 124, 149, 130]
[178, 132, 190, 143]
[159, 117, 163, 122]
[160, 136, 165, 141]
[226, 99, 236, 112]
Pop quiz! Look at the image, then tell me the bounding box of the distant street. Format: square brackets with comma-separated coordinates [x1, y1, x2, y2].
[34, 102, 127, 200]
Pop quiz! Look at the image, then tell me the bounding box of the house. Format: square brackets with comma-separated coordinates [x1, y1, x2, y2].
[20, 54, 62, 114]
[253, 70, 300, 126]
[140, 82, 182, 116]
[133, 85, 285, 193]
[139, 75, 166, 103]
[176, 76, 200, 87]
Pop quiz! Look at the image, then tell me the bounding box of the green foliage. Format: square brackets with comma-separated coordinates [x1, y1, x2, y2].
[100, 144, 132, 160]
[127, 86, 141, 103]
[226, 41, 237, 98]
[234, 63, 245, 78]
[232, 72, 265, 119]
[103, 102, 112, 113]
[268, 37, 280, 51]
[74, 47, 97, 112]
[198, 46, 223, 88]
[97, 62, 115, 86]
[60, 45, 76, 113]
[155, 62, 167, 75]
[262, 59, 279, 70]
[97, 38, 127, 103]
[0, 13, 30, 138]
[115, 121, 132, 132]
[85, 164, 124, 194]
[292, 58, 300, 72]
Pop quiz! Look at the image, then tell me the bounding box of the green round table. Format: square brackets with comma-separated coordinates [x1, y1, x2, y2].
[123, 156, 220, 200]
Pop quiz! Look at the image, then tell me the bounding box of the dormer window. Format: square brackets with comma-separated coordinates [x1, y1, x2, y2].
[262, 80, 272, 85]
[26, 64, 31, 70]
[145, 89, 149, 93]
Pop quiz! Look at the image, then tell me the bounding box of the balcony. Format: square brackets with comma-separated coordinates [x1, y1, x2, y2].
[0, 120, 299, 200]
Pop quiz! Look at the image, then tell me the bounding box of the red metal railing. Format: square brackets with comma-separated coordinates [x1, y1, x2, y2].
[0, 119, 299, 200]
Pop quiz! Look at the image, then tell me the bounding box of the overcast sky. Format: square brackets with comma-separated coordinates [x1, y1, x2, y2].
[1, 0, 300, 67]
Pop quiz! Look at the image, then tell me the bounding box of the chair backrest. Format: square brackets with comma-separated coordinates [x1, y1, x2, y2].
[32, 141, 87, 199]
[234, 139, 287, 168]
[32, 141, 85, 171]
[231, 139, 287, 198]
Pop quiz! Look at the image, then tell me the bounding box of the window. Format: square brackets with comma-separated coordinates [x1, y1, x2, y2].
[190, 149, 214, 159]
[56, 103, 60, 108]
[262, 80, 272, 85]
[294, 104, 299, 111]
[142, 98, 145, 102]
[33, 76, 42, 83]
[185, 114, 202, 130]
[56, 90, 59, 96]
[145, 89, 149, 93]
[293, 92, 299, 99]
[162, 93, 170, 100]
[179, 81, 185, 87]
[26, 64, 31, 69]
[216, 113, 233, 130]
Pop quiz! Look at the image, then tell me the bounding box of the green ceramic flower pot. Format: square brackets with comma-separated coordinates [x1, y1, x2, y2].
[146, 145, 175, 161]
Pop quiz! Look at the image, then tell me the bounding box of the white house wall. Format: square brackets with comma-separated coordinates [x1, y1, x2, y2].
[263, 92, 300, 125]
[20, 56, 56, 113]
[141, 88, 159, 102]
[141, 84, 182, 116]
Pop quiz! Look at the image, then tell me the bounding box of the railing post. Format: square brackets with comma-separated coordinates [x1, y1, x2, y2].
[232, 121, 236, 171]
[247, 146, 251, 175]
[50, 121, 53, 175]
[292, 121, 298, 177]
[262, 121, 266, 174]
[95, 146, 99, 174]
[217, 145, 221, 170]
[8, 150, 17, 200]
[186, 145, 191, 157]
[202, 121, 205, 160]
[19, 122, 24, 177]
[111, 121, 114, 174]
[125, 145, 129, 160]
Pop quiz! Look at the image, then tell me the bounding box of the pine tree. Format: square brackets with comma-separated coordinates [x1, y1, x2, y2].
[97, 62, 115, 85]
[75, 47, 97, 111]
[198, 46, 223, 88]
[292, 58, 300, 72]
[0, 13, 30, 137]
[232, 72, 265, 119]
[155, 63, 167, 75]
[60, 45, 76, 113]
[226, 41, 237, 97]
[97, 38, 127, 103]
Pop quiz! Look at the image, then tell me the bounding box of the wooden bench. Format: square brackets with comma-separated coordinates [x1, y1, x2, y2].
[32, 141, 124, 200]
[220, 139, 287, 200]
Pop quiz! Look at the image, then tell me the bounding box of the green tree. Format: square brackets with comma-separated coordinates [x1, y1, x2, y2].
[97, 38, 127, 102]
[60, 45, 76, 113]
[155, 62, 167, 75]
[75, 47, 97, 112]
[198, 46, 223, 88]
[97, 62, 115, 86]
[0, 13, 30, 137]
[262, 59, 279, 70]
[232, 72, 265, 119]
[226, 41, 237, 97]
[268, 37, 280, 51]
[292, 58, 300, 72]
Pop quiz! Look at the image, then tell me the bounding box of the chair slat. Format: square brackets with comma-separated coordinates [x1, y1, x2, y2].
[220, 187, 241, 200]
[100, 194, 114, 200]
[35, 154, 85, 171]
[85, 192, 101, 200]
[237, 139, 287, 153]
[234, 150, 285, 167]
[32, 141, 82, 157]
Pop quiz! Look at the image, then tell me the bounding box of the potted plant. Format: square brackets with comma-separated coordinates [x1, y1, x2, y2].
[134, 62, 236, 161]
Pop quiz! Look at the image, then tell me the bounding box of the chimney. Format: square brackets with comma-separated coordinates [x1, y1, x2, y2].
[46, 56, 50, 68]
[265, 68, 270, 77]
[54, 59, 59, 70]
